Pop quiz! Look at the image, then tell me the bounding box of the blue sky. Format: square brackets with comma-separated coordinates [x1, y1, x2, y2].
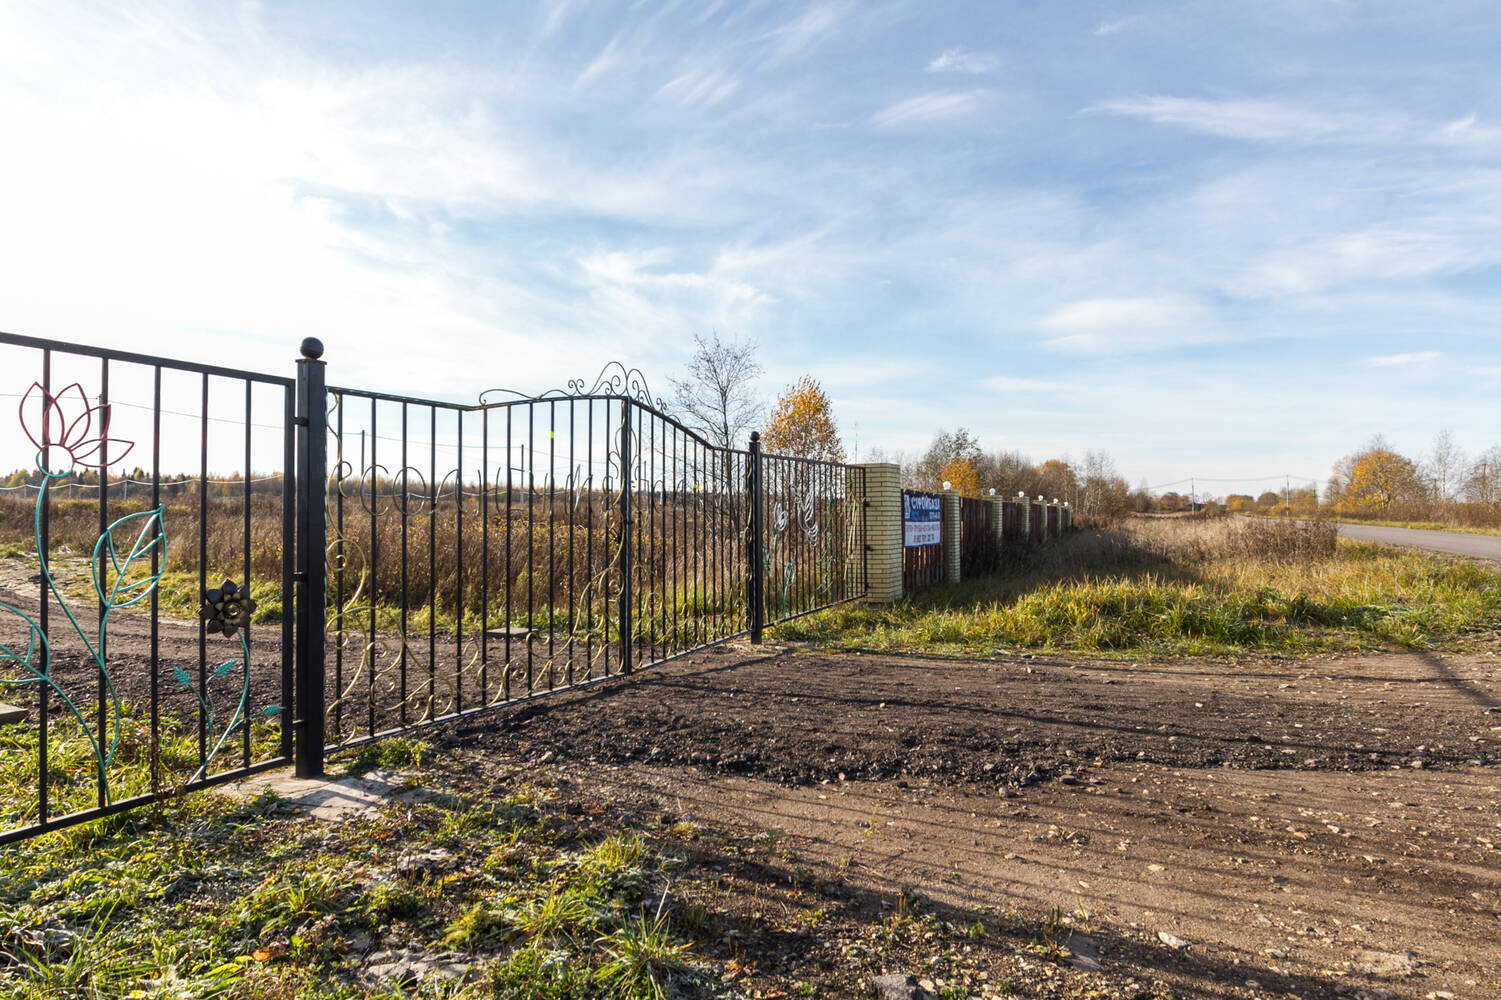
[2, 0, 1499, 494]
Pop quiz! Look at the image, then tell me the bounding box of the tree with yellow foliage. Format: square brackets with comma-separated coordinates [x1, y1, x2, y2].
[1337, 446, 1423, 512]
[761, 376, 845, 462]
[939, 458, 982, 497]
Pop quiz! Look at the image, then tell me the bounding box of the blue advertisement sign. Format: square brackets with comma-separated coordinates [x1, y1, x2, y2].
[903, 492, 941, 547]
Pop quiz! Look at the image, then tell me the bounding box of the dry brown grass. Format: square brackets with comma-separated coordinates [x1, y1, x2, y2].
[0, 486, 747, 629]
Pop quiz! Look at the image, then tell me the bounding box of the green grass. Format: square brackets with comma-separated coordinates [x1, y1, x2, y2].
[773, 518, 1501, 658]
[1245, 510, 1501, 537]
[0, 751, 716, 1000]
[1324, 516, 1501, 537]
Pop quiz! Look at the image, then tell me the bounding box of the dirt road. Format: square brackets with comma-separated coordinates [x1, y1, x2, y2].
[443, 645, 1501, 998]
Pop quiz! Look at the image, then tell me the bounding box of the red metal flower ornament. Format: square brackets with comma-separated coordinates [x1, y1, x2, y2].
[19, 382, 133, 472]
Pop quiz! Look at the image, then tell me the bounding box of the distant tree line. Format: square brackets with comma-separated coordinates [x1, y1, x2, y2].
[1319, 431, 1501, 525]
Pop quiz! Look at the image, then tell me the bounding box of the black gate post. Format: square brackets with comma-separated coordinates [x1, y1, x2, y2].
[618, 402, 633, 675]
[747, 430, 764, 643]
[294, 338, 327, 778]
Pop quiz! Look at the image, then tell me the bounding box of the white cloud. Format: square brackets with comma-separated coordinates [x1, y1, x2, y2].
[1435, 114, 1501, 146]
[1086, 95, 1373, 143]
[1038, 296, 1217, 354]
[870, 90, 992, 128]
[981, 376, 1058, 392]
[1094, 17, 1142, 36]
[762, 2, 850, 64]
[926, 48, 998, 74]
[576, 31, 627, 88]
[1366, 351, 1440, 367]
[1239, 227, 1477, 296]
[655, 68, 740, 107]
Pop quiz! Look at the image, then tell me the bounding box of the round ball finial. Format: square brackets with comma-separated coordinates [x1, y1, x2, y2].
[300, 337, 325, 360]
[750, 430, 760, 442]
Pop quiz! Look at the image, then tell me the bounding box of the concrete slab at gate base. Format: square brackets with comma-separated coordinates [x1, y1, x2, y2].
[225, 768, 430, 823]
[0, 703, 27, 725]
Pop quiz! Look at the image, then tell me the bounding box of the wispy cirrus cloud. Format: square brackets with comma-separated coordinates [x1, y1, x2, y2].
[1085, 95, 1378, 143]
[981, 375, 1059, 392]
[761, 2, 850, 64]
[870, 89, 992, 128]
[926, 48, 998, 74]
[1094, 16, 1143, 36]
[1039, 296, 1218, 354]
[1366, 351, 1440, 368]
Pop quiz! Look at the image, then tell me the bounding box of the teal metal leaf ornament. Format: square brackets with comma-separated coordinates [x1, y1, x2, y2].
[92, 506, 167, 610]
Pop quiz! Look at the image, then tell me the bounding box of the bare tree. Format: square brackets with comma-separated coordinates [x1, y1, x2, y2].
[1423, 429, 1466, 504]
[667, 333, 763, 449]
[1464, 444, 1501, 505]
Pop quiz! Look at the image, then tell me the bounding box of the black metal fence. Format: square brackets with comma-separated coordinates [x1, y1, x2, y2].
[0, 332, 297, 846]
[0, 336, 867, 843]
[321, 374, 773, 749]
[959, 496, 999, 575]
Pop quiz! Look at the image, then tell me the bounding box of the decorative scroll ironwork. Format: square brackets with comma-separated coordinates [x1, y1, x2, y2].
[479, 361, 664, 411]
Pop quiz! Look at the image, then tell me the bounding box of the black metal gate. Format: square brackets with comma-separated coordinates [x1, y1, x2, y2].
[0, 339, 867, 843]
[312, 362, 867, 759]
[0, 332, 298, 846]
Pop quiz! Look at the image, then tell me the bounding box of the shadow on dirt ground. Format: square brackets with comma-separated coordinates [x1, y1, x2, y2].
[431, 644, 1501, 998]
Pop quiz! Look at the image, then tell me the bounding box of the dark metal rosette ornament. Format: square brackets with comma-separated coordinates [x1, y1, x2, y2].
[201, 580, 257, 637]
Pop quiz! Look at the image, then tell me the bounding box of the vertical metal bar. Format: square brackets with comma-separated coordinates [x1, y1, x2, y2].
[481, 406, 489, 700]
[96, 358, 108, 807]
[618, 402, 633, 675]
[567, 400, 576, 686]
[151, 367, 162, 789]
[294, 338, 327, 778]
[675, 423, 681, 651]
[647, 411, 656, 662]
[601, 399, 612, 677]
[198, 373, 209, 771]
[526, 407, 534, 693]
[333, 394, 344, 740]
[399, 403, 408, 725]
[242, 378, 252, 766]
[367, 397, 377, 737]
[280, 384, 295, 760]
[35, 351, 49, 824]
[37, 351, 50, 825]
[503, 406, 512, 700]
[428, 406, 436, 716]
[748, 432, 764, 643]
[456, 408, 464, 714]
[694, 438, 702, 647]
[585, 398, 594, 679]
[547, 400, 556, 690]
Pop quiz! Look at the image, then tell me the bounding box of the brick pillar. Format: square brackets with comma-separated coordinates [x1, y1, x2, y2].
[989, 496, 1005, 554]
[1020, 496, 1031, 542]
[860, 463, 902, 604]
[942, 489, 961, 583]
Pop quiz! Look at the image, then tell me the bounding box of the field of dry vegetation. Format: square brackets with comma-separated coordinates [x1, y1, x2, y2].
[778, 515, 1501, 657]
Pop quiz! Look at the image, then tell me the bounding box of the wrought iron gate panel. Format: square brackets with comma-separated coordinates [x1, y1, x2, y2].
[320, 374, 766, 748]
[0, 332, 296, 846]
[759, 454, 865, 624]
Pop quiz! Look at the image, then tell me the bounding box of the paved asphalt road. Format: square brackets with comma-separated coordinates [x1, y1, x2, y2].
[1334, 521, 1501, 560]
